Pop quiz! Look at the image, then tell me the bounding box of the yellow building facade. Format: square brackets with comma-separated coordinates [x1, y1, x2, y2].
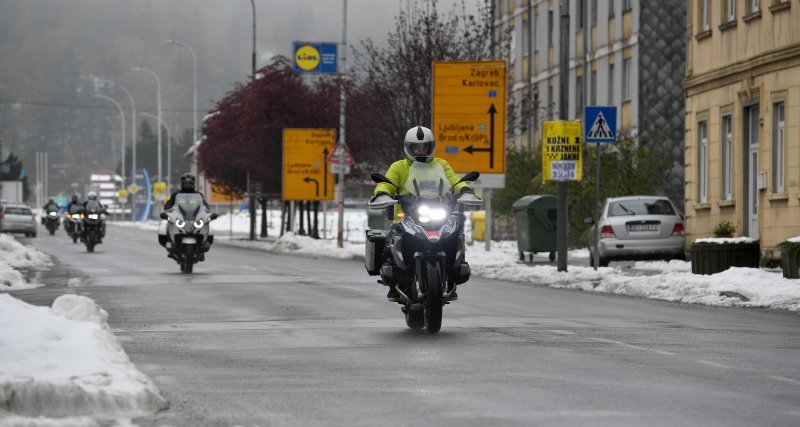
[684, 0, 800, 260]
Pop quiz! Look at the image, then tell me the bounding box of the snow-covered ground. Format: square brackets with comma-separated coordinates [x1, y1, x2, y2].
[112, 217, 800, 312]
[0, 233, 167, 424]
[0, 233, 52, 291]
[0, 294, 167, 424]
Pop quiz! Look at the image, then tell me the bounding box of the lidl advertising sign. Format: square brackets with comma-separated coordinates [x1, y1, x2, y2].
[292, 42, 337, 74]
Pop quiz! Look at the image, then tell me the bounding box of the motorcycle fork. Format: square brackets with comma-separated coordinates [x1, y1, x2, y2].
[414, 251, 446, 298]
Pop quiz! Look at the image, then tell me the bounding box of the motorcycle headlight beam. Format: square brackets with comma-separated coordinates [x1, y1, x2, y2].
[175, 218, 186, 229]
[193, 219, 204, 229]
[88, 214, 99, 220]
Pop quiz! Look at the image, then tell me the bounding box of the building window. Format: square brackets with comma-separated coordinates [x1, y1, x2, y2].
[578, 0, 587, 30]
[609, 0, 615, 17]
[726, 0, 736, 21]
[622, 58, 631, 101]
[590, 70, 597, 105]
[608, 63, 615, 104]
[698, 120, 709, 203]
[548, 10, 554, 46]
[773, 101, 785, 193]
[591, 0, 598, 25]
[522, 18, 530, 54]
[576, 75, 584, 118]
[701, 0, 710, 30]
[623, 0, 632, 12]
[751, 0, 760, 13]
[721, 114, 733, 200]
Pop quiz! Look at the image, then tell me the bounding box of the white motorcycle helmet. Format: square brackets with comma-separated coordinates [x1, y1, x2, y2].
[87, 191, 97, 201]
[404, 126, 435, 163]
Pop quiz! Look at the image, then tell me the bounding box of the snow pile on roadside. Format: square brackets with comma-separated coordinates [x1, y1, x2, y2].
[0, 233, 51, 291]
[466, 244, 800, 311]
[221, 232, 365, 261]
[695, 236, 757, 244]
[0, 233, 51, 270]
[0, 294, 168, 420]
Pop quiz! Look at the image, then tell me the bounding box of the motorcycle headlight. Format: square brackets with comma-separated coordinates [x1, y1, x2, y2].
[193, 219, 204, 229]
[88, 214, 99, 220]
[49, 212, 57, 217]
[416, 205, 447, 223]
[175, 218, 186, 229]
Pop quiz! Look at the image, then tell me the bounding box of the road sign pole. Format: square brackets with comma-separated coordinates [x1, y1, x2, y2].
[336, 0, 348, 249]
[485, 189, 492, 251]
[557, 0, 570, 272]
[595, 143, 600, 270]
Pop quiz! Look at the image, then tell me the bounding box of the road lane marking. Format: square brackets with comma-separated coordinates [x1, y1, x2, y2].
[239, 265, 258, 271]
[767, 375, 800, 386]
[591, 338, 676, 356]
[548, 330, 576, 335]
[694, 360, 732, 369]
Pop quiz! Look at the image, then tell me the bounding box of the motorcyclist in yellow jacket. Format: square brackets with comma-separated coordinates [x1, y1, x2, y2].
[370, 125, 478, 300]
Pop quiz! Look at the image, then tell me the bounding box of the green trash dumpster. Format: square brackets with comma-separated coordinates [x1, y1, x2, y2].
[512, 195, 558, 261]
[367, 207, 394, 230]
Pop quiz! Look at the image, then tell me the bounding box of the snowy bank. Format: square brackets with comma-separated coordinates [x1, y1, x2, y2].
[0, 294, 167, 420]
[0, 234, 52, 291]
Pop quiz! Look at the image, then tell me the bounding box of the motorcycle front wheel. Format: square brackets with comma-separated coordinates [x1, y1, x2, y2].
[405, 309, 424, 329]
[181, 245, 195, 274]
[423, 261, 444, 334]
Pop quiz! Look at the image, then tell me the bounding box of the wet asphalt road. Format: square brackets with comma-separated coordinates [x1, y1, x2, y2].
[13, 225, 800, 426]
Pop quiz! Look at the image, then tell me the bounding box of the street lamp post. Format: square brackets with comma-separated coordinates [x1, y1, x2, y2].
[93, 94, 125, 183]
[141, 112, 171, 189]
[248, 0, 257, 241]
[130, 67, 162, 184]
[92, 78, 135, 192]
[162, 39, 197, 151]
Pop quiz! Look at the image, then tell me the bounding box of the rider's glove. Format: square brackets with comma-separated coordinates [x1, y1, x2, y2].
[458, 187, 475, 196]
[369, 192, 390, 203]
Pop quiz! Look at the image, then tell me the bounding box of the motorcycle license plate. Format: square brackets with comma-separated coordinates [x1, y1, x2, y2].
[182, 237, 197, 244]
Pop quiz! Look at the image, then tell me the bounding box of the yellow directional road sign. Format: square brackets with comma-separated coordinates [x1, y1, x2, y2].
[210, 182, 242, 204]
[432, 61, 505, 175]
[283, 129, 336, 201]
[542, 121, 583, 181]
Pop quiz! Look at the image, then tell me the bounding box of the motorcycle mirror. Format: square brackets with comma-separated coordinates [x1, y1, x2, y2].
[371, 173, 398, 188]
[451, 171, 480, 191]
[211, 213, 219, 220]
[160, 212, 168, 220]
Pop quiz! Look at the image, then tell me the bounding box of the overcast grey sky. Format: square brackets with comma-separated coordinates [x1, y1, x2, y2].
[254, 0, 481, 65]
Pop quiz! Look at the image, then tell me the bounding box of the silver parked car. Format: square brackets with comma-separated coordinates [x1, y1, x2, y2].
[0, 203, 38, 238]
[586, 196, 685, 267]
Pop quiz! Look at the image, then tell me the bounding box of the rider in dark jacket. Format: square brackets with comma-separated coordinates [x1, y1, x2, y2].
[41, 198, 59, 224]
[164, 173, 209, 210]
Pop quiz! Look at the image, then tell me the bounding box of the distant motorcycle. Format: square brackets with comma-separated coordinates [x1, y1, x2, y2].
[81, 201, 106, 253]
[158, 193, 217, 273]
[65, 208, 83, 244]
[366, 163, 482, 333]
[44, 209, 60, 235]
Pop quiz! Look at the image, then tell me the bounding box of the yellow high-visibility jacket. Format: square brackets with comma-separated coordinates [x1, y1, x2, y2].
[373, 158, 471, 222]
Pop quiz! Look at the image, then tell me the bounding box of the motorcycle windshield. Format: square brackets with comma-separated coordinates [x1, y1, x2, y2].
[175, 193, 204, 220]
[85, 201, 102, 214]
[404, 162, 450, 198]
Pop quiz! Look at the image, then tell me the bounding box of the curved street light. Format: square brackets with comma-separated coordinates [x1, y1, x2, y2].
[161, 39, 198, 148]
[87, 76, 136, 190]
[93, 94, 125, 178]
[141, 112, 172, 191]
[130, 66, 163, 183]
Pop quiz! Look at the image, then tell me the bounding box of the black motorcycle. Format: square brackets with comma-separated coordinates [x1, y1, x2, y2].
[81, 202, 106, 253]
[43, 209, 60, 235]
[65, 206, 83, 243]
[366, 163, 482, 333]
[159, 193, 217, 273]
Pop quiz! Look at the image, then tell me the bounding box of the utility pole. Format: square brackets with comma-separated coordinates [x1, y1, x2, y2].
[557, 0, 570, 272]
[336, 0, 348, 248]
[248, 0, 257, 241]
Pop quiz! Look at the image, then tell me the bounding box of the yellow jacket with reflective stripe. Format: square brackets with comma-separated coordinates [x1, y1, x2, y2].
[373, 158, 470, 222]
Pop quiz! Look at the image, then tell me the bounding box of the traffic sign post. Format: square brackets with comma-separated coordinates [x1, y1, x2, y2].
[283, 129, 336, 202]
[584, 105, 618, 270]
[432, 60, 506, 252]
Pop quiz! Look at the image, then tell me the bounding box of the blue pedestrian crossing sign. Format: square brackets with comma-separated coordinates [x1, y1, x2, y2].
[584, 106, 617, 143]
